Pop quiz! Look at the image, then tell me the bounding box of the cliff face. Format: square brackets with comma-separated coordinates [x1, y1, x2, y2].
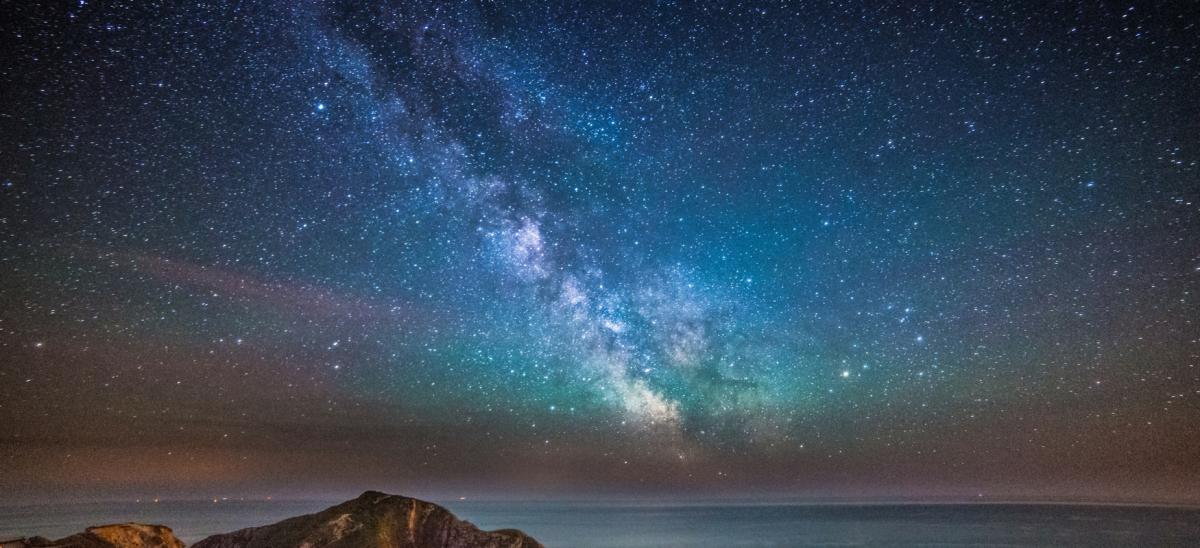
[192, 491, 543, 548]
[14, 523, 185, 548]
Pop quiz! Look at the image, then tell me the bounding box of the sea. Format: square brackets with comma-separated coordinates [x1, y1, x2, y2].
[2, 500, 1199, 546]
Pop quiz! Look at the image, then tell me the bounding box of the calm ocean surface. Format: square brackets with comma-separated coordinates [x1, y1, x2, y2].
[2, 500, 1198, 546]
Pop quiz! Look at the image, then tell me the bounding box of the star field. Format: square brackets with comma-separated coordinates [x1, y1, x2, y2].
[1, 1, 1198, 503]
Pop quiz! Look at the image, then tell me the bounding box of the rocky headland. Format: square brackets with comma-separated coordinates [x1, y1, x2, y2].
[2, 492, 541, 548]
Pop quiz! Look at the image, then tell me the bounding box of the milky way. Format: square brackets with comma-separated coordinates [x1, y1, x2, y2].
[1, 1, 1198, 502]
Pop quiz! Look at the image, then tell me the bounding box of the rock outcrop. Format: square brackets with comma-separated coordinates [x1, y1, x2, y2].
[192, 491, 542, 548]
[4, 523, 184, 548]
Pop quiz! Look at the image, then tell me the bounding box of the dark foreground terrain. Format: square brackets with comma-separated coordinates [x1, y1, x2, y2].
[4, 497, 1200, 547]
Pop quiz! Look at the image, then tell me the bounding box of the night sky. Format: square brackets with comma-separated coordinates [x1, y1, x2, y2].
[2, 1, 1198, 504]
